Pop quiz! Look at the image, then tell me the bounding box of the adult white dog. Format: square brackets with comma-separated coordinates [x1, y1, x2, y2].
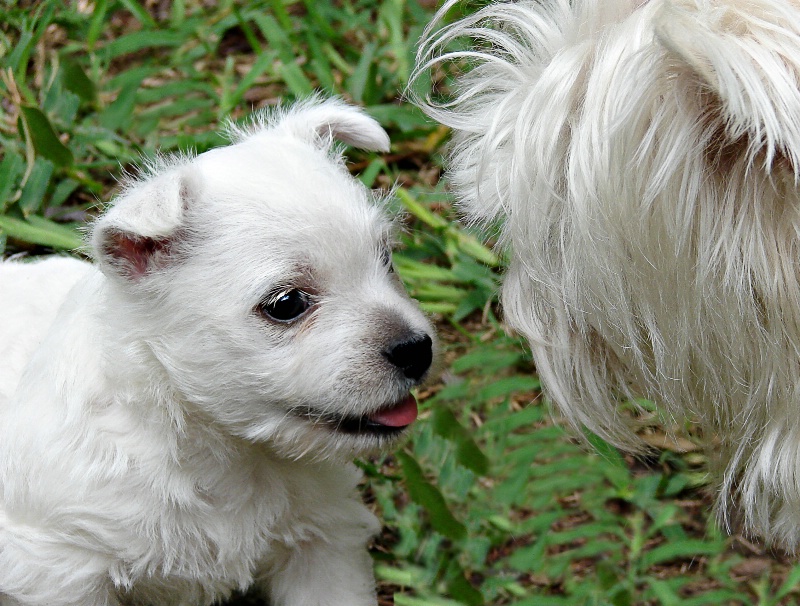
[415, 0, 800, 548]
[0, 98, 436, 605]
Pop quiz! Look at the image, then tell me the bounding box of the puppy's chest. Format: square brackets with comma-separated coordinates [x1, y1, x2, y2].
[119, 460, 292, 588]
[118, 500, 276, 606]
[161, 489, 277, 568]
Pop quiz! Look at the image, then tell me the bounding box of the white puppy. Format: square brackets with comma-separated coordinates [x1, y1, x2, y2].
[415, 0, 800, 548]
[0, 98, 436, 605]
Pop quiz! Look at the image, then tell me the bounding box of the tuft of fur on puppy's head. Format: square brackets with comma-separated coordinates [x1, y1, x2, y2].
[225, 96, 390, 153]
[92, 97, 390, 279]
[90, 97, 434, 462]
[414, 0, 800, 548]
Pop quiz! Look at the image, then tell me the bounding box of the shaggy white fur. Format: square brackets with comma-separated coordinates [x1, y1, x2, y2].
[414, 0, 800, 548]
[0, 98, 436, 605]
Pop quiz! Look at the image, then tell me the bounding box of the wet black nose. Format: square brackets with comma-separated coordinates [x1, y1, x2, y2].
[385, 334, 433, 382]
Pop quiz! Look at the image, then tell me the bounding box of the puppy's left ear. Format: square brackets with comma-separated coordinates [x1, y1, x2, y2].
[276, 98, 391, 152]
[91, 164, 196, 281]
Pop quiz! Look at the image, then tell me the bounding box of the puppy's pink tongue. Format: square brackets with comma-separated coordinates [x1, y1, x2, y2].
[370, 395, 418, 427]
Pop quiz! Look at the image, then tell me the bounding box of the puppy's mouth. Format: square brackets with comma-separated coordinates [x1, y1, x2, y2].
[294, 394, 418, 436]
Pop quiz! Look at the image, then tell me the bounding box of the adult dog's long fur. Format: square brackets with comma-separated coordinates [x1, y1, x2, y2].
[414, 0, 800, 548]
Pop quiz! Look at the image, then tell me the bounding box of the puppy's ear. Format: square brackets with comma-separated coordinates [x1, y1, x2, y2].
[91, 166, 195, 281]
[655, 0, 800, 171]
[239, 98, 390, 153]
[283, 98, 390, 152]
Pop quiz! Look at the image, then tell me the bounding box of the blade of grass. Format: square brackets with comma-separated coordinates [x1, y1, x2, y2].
[0, 152, 24, 211]
[118, 0, 157, 28]
[0, 214, 81, 250]
[20, 106, 73, 167]
[87, 0, 109, 50]
[17, 157, 54, 214]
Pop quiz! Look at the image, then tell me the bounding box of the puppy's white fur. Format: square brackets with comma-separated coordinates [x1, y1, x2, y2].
[0, 98, 436, 605]
[415, 0, 800, 548]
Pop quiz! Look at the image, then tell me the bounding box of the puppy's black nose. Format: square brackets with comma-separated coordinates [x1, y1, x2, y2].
[385, 334, 433, 382]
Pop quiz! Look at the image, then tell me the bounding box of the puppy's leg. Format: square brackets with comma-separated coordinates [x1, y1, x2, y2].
[259, 540, 377, 606]
[0, 532, 121, 606]
[0, 577, 120, 606]
[255, 503, 380, 606]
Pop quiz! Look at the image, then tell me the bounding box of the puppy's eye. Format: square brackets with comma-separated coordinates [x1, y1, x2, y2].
[260, 290, 313, 323]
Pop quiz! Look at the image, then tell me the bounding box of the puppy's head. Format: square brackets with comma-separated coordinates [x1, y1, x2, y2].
[91, 98, 437, 460]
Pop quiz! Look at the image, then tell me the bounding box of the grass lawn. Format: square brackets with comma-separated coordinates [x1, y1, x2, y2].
[3, 1, 800, 604]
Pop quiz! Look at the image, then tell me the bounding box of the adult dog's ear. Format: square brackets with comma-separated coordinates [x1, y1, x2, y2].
[232, 97, 391, 153]
[91, 165, 197, 281]
[655, 0, 800, 173]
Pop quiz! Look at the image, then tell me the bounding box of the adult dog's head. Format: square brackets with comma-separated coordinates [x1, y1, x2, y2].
[415, 0, 800, 548]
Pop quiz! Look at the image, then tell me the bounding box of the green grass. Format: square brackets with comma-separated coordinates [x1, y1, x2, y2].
[3, 1, 800, 604]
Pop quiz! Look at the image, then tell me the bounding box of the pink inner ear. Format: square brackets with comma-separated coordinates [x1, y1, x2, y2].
[104, 231, 171, 280]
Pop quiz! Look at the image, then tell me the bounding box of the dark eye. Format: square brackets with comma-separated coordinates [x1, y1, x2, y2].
[260, 290, 313, 323]
[381, 247, 394, 273]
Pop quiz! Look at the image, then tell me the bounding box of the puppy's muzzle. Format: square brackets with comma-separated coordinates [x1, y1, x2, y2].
[384, 333, 433, 382]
